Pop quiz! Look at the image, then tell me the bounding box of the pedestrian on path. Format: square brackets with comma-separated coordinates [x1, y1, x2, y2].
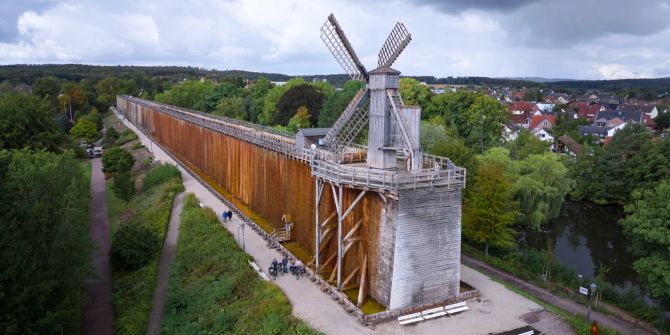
[282, 255, 288, 274]
[222, 211, 228, 221]
[227, 210, 233, 221]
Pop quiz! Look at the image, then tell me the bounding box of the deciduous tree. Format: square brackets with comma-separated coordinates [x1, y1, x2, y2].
[620, 181, 670, 301]
[463, 162, 518, 256]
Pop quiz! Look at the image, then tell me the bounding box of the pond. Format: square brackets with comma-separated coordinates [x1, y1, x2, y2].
[519, 200, 639, 287]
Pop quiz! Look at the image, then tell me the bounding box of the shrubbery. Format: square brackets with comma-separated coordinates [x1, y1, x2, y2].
[143, 163, 181, 191]
[102, 147, 134, 173]
[103, 127, 120, 148]
[116, 130, 138, 145]
[111, 223, 160, 270]
[161, 194, 321, 335]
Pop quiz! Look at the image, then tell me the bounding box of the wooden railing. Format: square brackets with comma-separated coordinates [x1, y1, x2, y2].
[118, 96, 466, 192]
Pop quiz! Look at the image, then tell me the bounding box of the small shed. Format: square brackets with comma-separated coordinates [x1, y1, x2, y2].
[295, 128, 330, 150]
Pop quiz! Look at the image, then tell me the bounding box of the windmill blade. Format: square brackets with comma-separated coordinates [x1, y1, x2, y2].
[321, 14, 368, 81]
[378, 22, 411, 68]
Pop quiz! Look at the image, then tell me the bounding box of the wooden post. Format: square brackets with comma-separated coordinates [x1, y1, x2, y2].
[315, 179, 323, 272]
[357, 254, 367, 307]
[342, 266, 359, 287]
[337, 185, 343, 290]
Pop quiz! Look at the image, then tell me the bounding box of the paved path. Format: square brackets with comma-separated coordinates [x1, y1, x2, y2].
[115, 109, 572, 335]
[83, 157, 114, 335]
[462, 254, 655, 335]
[146, 192, 185, 335]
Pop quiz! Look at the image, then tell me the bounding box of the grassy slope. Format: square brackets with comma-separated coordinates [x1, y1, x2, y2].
[160, 193, 322, 335]
[111, 178, 184, 335]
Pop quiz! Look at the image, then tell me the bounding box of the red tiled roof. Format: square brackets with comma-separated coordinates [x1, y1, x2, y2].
[529, 114, 556, 130]
[511, 113, 529, 125]
[509, 101, 537, 112]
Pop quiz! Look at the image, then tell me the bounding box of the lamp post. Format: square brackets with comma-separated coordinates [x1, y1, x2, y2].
[587, 282, 597, 322]
[238, 222, 246, 252]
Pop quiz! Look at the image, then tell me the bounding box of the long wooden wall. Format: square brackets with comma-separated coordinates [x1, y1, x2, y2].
[118, 97, 386, 295]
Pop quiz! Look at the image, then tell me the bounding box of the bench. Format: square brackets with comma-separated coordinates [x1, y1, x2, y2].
[445, 301, 469, 315]
[248, 260, 269, 281]
[421, 306, 446, 319]
[398, 312, 424, 325]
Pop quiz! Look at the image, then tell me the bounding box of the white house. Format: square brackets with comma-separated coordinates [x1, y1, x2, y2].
[536, 103, 555, 112]
[532, 128, 554, 143]
[607, 122, 627, 137]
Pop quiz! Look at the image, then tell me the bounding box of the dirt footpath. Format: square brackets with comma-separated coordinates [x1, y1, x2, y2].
[83, 157, 114, 335]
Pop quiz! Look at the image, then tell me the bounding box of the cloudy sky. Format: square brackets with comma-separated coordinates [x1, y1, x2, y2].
[1, 0, 670, 80]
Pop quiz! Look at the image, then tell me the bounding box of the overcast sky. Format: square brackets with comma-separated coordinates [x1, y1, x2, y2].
[1, 0, 670, 80]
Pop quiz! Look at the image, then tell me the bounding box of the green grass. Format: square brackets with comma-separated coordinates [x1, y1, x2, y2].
[105, 179, 127, 235]
[160, 193, 322, 335]
[111, 177, 184, 335]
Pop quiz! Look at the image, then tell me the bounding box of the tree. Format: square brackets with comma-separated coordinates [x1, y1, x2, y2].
[620, 181, 670, 301]
[419, 121, 448, 151]
[430, 136, 477, 174]
[512, 153, 573, 229]
[523, 89, 543, 102]
[274, 83, 325, 126]
[0, 93, 61, 151]
[508, 129, 549, 160]
[590, 124, 669, 204]
[112, 169, 135, 202]
[95, 76, 124, 106]
[465, 94, 510, 151]
[213, 96, 246, 119]
[287, 106, 311, 132]
[32, 76, 60, 102]
[463, 162, 518, 256]
[425, 90, 477, 129]
[154, 80, 214, 110]
[259, 77, 304, 125]
[69, 117, 99, 142]
[654, 111, 670, 132]
[102, 147, 134, 173]
[111, 223, 160, 270]
[0, 150, 91, 334]
[197, 82, 244, 112]
[318, 80, 365, 127]
[399, 78, 431, 110]
[246, 77, 273, 123]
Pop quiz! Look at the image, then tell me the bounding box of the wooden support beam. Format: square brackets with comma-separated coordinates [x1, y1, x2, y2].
[320, 226, 333, 244]
[319, 231, 334, 254]
[357, 254, 367, 307]
[341, 190, 366, 220]
[342, 238, 360, 258]
[321, 251, 337, 270]
[329, 263, 338, 282]
[320, 212, 337, 228]
[343, 219, 362, 242]
[342, 266, 359, 288]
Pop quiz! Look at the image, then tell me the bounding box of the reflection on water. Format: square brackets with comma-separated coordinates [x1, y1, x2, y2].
[520, 201, 638, 286]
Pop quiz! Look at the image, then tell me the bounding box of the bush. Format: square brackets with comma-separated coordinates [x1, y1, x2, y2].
[70, 116, 100, 143]
[142, 157, 153, 167]
[103, 127, 120, 148]
[116, 130, 138, 145]
[102, 147, 134, 173]
[112, 170, 135, 202]
[143, 164, 181, 191]
[131, 142, 144, 150]
[111, 223, 160, 270]
[160, 194, 321, 335]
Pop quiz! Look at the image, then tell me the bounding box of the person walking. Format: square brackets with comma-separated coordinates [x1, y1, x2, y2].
[222, 211, 228, 221]
[281, 256, 288, 274]
[227, 210, 233, 221]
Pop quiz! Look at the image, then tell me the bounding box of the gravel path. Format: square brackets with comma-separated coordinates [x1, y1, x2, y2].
[462, 254, 654, 335]
[83, 157, 114, 335]
[146, 192, 185, 335]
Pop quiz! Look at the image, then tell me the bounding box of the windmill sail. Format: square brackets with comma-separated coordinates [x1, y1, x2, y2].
[323, 88, 369, 153]
[321, 14, 368, 81]
[378, 22, 411, 68]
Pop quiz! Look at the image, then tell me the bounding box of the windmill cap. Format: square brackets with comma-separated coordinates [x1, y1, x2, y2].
[369, 66, 400, 75]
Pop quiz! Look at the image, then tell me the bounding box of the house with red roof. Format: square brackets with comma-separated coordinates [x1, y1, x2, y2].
[529, 114, 556, 133]
[508, 101, 538, 128]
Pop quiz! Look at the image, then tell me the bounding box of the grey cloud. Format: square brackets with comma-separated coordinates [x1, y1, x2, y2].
[412, 0, 670, 48]
[0, 1, 57, 42]
[412, 0, 536, 13]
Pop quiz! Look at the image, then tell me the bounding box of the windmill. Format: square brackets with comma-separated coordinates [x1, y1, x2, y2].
[320, 14, 422, 172]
